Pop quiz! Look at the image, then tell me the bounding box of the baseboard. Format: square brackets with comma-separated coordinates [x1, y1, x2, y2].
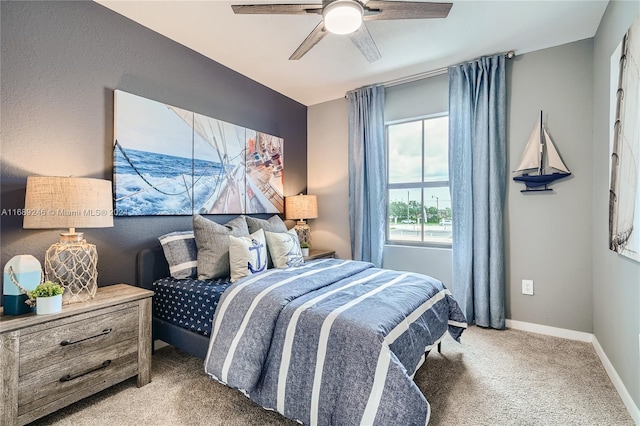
[506, 319, 640, 424]
[505, 319, 593, 342]
[593, 336, 640, 425]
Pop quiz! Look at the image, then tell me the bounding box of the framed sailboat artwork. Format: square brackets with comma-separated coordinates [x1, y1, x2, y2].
[112, 90, 285, 216]
[512, 111, 571, 192]
[608, 14, 640, 263]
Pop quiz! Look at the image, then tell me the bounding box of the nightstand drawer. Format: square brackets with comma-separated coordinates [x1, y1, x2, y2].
[17, 338, 138, 416]
[19, 306, 138, 377]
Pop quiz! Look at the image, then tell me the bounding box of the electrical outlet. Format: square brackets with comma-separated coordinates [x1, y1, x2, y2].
[522, 279, 534, 295]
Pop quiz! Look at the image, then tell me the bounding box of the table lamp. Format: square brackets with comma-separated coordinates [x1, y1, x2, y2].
[23, 176, 114, 304]
[285, 194, 318, 247]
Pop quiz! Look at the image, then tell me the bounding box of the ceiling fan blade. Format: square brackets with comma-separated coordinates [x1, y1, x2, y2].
[363, 1, 452, 21]
[232, 4, 322, 15]
[289, 21, 328, 60]
[349, 23, 381, 63]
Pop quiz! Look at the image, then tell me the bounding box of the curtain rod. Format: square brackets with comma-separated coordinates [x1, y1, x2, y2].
[383, 50, 516, 88]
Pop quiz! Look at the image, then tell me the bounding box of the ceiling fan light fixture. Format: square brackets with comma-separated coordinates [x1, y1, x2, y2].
[323, 0, 363, 35]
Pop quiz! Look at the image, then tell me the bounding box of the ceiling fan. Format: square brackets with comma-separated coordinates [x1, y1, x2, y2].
[231, 0, 453, 62]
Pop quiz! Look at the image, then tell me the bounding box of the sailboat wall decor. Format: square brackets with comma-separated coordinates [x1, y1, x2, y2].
[512, 111, 571, 192]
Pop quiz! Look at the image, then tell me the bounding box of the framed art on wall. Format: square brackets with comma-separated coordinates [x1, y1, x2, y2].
[113, 90, 284, 216]
[609, 14, 640, 263]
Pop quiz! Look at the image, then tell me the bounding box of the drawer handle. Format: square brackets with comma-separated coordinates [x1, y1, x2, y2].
[60, 328, 112, 346]
[59, 360, 112, 382]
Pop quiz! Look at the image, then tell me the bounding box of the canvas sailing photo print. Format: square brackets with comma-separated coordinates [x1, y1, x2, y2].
[113, 90, 284, 216]
[609, 15, 640, 263]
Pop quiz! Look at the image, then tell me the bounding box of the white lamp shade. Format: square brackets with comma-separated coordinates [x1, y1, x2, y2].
[323, 0, 363, 35]
[23, 176, 114, 229]
[285, 194, 318, 220]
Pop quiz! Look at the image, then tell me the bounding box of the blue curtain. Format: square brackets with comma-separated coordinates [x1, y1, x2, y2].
[449, 55, 506, 329]
[347, 85, 386, 267]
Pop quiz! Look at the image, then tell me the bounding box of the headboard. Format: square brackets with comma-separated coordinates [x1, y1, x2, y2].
[136, 245, 169, 290]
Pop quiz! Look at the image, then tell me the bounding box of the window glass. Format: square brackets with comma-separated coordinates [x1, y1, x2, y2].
[386, 114, 451, 246]
[388, 121, 423, 184]
[424, 116, 449, 182]
[388, 188, 422, 243]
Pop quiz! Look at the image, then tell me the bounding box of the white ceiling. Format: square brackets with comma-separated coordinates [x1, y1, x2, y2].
[95, 0, 608, 106]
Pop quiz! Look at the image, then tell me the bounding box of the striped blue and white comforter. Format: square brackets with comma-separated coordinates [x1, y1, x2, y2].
[204, 259, 467, 425]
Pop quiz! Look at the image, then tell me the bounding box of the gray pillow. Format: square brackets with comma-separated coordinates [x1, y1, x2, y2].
[245, 215, 287, 234]
[158, 231, 197, 279]
[193, 214, 249, 280]
[244, 215, 287, 268]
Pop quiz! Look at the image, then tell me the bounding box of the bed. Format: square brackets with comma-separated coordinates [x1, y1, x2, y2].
[136, 244, 220, 359]
[137, 243, 466, 425]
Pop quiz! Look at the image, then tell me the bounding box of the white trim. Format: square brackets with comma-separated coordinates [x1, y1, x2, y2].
[505, 319, 593, 342]
[593, 336, 640, 425]
[385, 111, 448, 126]
[506, 319, 639, 424]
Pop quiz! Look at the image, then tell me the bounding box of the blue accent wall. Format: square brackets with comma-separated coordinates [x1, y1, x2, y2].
[0, 1, 307, 290]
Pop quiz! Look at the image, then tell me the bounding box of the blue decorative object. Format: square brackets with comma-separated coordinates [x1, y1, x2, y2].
[3, 255, 41, 315]
[513, 110, 571, 192]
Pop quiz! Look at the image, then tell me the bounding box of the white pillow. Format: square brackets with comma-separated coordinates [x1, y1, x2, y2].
[229, 229, 268, 282]
[265, 230, 304, 269]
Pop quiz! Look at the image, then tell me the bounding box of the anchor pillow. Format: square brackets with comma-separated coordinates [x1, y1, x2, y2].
[244, 215, 287, 269]
[229, 228, 268, 283]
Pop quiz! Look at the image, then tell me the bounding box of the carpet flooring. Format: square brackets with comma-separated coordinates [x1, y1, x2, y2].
[30, 326, 634, 425]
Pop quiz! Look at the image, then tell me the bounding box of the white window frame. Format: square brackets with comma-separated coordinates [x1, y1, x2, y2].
[385, 112, 451, 248]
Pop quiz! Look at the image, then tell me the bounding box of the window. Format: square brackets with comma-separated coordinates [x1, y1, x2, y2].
[386, 114, 451, 247]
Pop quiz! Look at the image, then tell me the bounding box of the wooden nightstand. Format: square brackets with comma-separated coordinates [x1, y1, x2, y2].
[0, 284, 153, 426]
[304, 248, 336, 261]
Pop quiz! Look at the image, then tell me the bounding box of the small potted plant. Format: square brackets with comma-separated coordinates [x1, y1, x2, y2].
[28, 281, 64, 315]
[300, 242, 310, 257]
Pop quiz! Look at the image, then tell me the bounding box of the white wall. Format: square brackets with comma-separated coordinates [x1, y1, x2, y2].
[385, 73, 449, 122]
[383, 246, 453, 285]
[307, 98, 352, 260]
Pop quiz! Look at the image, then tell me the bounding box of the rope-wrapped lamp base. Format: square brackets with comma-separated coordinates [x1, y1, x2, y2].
[293, 220, 312, 247]
[45, 239, 98, 304]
